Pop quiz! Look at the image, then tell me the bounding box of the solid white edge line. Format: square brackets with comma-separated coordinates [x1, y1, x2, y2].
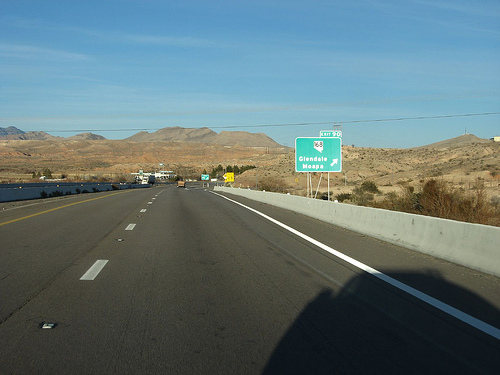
[211, 191, 500, 341]
[80, 260, 109, 280]
[125, 223, 136, 230]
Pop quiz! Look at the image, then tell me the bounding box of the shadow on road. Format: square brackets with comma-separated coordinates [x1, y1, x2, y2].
[262, 271, 500, 374]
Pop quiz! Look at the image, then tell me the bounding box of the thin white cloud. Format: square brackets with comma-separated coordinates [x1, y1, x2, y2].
[3, 16, 221, 49]
[0, 42, 91, 61]
[364, 0, 500, 37]
[122, 34, 218, 48]
[411, 0, 500, 18]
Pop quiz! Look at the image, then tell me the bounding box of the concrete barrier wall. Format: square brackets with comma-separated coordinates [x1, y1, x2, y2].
[0, 183, 150, 203]
[215, 187, 500, 277]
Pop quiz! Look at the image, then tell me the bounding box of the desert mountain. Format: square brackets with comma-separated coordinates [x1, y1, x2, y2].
[5, 131, 59, 141]
[67, 133, 107, 140]
[0, 126, 24, 137]
[213, 131, 281, 147]
[125, 126, 283, 147]
[414, 134, 492, 149]
[126, 127, 216, 143]
[1, 126, 283, 147]
[0, 127, 60, 140]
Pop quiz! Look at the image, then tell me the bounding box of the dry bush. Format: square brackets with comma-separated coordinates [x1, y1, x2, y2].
[376, 179, 500, 227]
[259, 177, 289, 193]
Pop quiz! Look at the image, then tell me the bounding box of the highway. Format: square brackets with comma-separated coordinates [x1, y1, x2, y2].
[1, 183, 499, 374]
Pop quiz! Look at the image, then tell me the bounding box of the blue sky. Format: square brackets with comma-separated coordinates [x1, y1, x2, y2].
[1, 0, 499, 148]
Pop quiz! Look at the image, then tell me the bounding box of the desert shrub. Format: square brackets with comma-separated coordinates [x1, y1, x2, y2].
[351, 186, 375, 206]
[335, 193, 352, 202]
[352, 188, 374, 206]
[491, 196, 500, 208]
[42, 168, 53, 179]
[376, 179, 499, 226]
[418, 180, 479, 222]
[40, 191, 48, 199]
[351, 181, 379, 206]
[378, 186, 422, 212]
[360, 181, 380, 194]
[240, 165, 256, 173]
[318, 192, 334, 200]
[259, 177, 289, 193]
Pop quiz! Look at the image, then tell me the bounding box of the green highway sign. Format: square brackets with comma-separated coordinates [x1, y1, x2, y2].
[295, 137, 342, 172]
[320, 130, 342, 138]
[201, 174, 210, 181]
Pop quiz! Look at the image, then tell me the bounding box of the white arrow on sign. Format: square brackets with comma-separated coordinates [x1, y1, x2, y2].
[330, 159, 338, 166]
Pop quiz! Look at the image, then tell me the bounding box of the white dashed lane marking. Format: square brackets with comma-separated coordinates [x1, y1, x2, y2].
[80, 260, 109, 281]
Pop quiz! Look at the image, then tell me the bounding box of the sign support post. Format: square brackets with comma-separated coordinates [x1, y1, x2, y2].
[328, 172, 330, 201]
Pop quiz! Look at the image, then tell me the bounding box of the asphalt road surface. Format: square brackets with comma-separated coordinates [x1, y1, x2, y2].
[1, 184, 499, 374]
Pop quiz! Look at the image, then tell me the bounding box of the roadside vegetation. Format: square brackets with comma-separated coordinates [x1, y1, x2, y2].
[259, 177, 289, 194]
[335, 179, 500, 227]
[32, 168, 53, 179]
[207, 164, 256, 179]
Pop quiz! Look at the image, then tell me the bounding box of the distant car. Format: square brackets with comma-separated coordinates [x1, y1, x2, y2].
[177, 180, 185, 188]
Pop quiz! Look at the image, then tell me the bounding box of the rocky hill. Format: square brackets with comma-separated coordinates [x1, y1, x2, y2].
[125, 126, 283, 147]
[126, 127, 215, 143]
[0, 126, 24, 137]
[0, 127, 60, 140]
[1, 126, 283, 147]
[67, 133, 107, 140]
[413, 134, 492, 149]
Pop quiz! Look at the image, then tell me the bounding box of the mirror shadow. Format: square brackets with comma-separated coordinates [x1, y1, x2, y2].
[262, 270, 500, 374]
